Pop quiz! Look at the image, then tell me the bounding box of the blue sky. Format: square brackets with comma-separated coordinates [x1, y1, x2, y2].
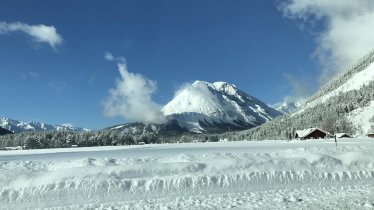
[1, 0, 372, 129]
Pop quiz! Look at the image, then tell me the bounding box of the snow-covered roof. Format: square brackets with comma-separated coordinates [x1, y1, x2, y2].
[295, 128, 328, 138]
[296, 128, 315, 138]
[335, 133, 352, 138]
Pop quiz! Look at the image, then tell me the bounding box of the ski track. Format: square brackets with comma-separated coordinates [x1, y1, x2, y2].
[1, 139, 374, 209]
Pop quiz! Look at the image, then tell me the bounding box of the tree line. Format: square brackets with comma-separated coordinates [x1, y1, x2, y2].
[0, 128, 225, 149]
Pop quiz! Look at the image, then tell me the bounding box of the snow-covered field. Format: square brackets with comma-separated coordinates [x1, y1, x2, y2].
[1, 139, 374, 209]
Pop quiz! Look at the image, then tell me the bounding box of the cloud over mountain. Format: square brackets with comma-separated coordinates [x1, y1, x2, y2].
[280, 0, 374, 83]
[103, 61, 166, 124]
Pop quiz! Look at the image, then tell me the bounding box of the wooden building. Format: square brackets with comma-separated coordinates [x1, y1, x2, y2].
[295, 128, 329, 140]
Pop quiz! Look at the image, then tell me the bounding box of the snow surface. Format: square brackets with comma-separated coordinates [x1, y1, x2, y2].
[1, 139, 374, 209]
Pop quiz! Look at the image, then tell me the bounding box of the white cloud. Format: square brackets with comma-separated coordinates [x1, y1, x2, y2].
[281, 73, 314, 104]
[172, 81, 216, 103]
[280, 0, 374, 83]
[104, 52, 114, 61]
[104, 51, 126, 63]
[0, 21, 63, 49]
[103, 61, 166, 124]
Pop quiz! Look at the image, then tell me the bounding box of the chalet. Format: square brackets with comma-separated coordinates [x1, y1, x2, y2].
[335, 133, 352, 138]
[295, 128, 329, 140]
[368, 133, 374, 138]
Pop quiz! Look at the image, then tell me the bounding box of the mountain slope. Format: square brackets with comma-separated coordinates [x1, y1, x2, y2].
[0, 117, 89, 133]
[295, 50, 374, 115]
[0, 127, 12, 135]
[238, 49, 374, 140]
[106, 120, 187, 136]
[162, 81, 281, 133]
[294, 50, 374, 135]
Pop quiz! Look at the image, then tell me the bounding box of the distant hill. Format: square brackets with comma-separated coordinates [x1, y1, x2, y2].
[0, 117, 90, 133]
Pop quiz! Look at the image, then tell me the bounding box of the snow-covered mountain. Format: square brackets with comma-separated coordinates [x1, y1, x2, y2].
[108, 81, 281, 134]
[162, 81, 281, 133]
[272, 101, 304, 114]
[294, 50, 374, 135]
[242, 49, 374, 139]
[300, 50, 374, 135]
[296, 52, 374, 116]
[0, 117, 90, 133]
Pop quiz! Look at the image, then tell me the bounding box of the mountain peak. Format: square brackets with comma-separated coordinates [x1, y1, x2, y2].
[212, 81, 236, 88]
[212, 82, 238, 95]
[190, 81, 240, 96]
[192, 80, 207, 85]
[273, 101, 304, 114]
[162, 81, 280, 133]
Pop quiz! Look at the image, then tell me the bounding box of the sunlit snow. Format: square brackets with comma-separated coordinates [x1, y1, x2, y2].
[1, 139, 374, 209]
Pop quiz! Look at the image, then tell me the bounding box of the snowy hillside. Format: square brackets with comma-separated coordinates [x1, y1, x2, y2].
[162, 81, 280, 132]
[0, 117, 89, 133]
[1, 139, 374, 209]
[347, 101, 374, 134]
[241, 49, 374, 140]
[106, 120, 187, 136]
[294, 50, 374, 134]
[297, 54, 374, 115]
